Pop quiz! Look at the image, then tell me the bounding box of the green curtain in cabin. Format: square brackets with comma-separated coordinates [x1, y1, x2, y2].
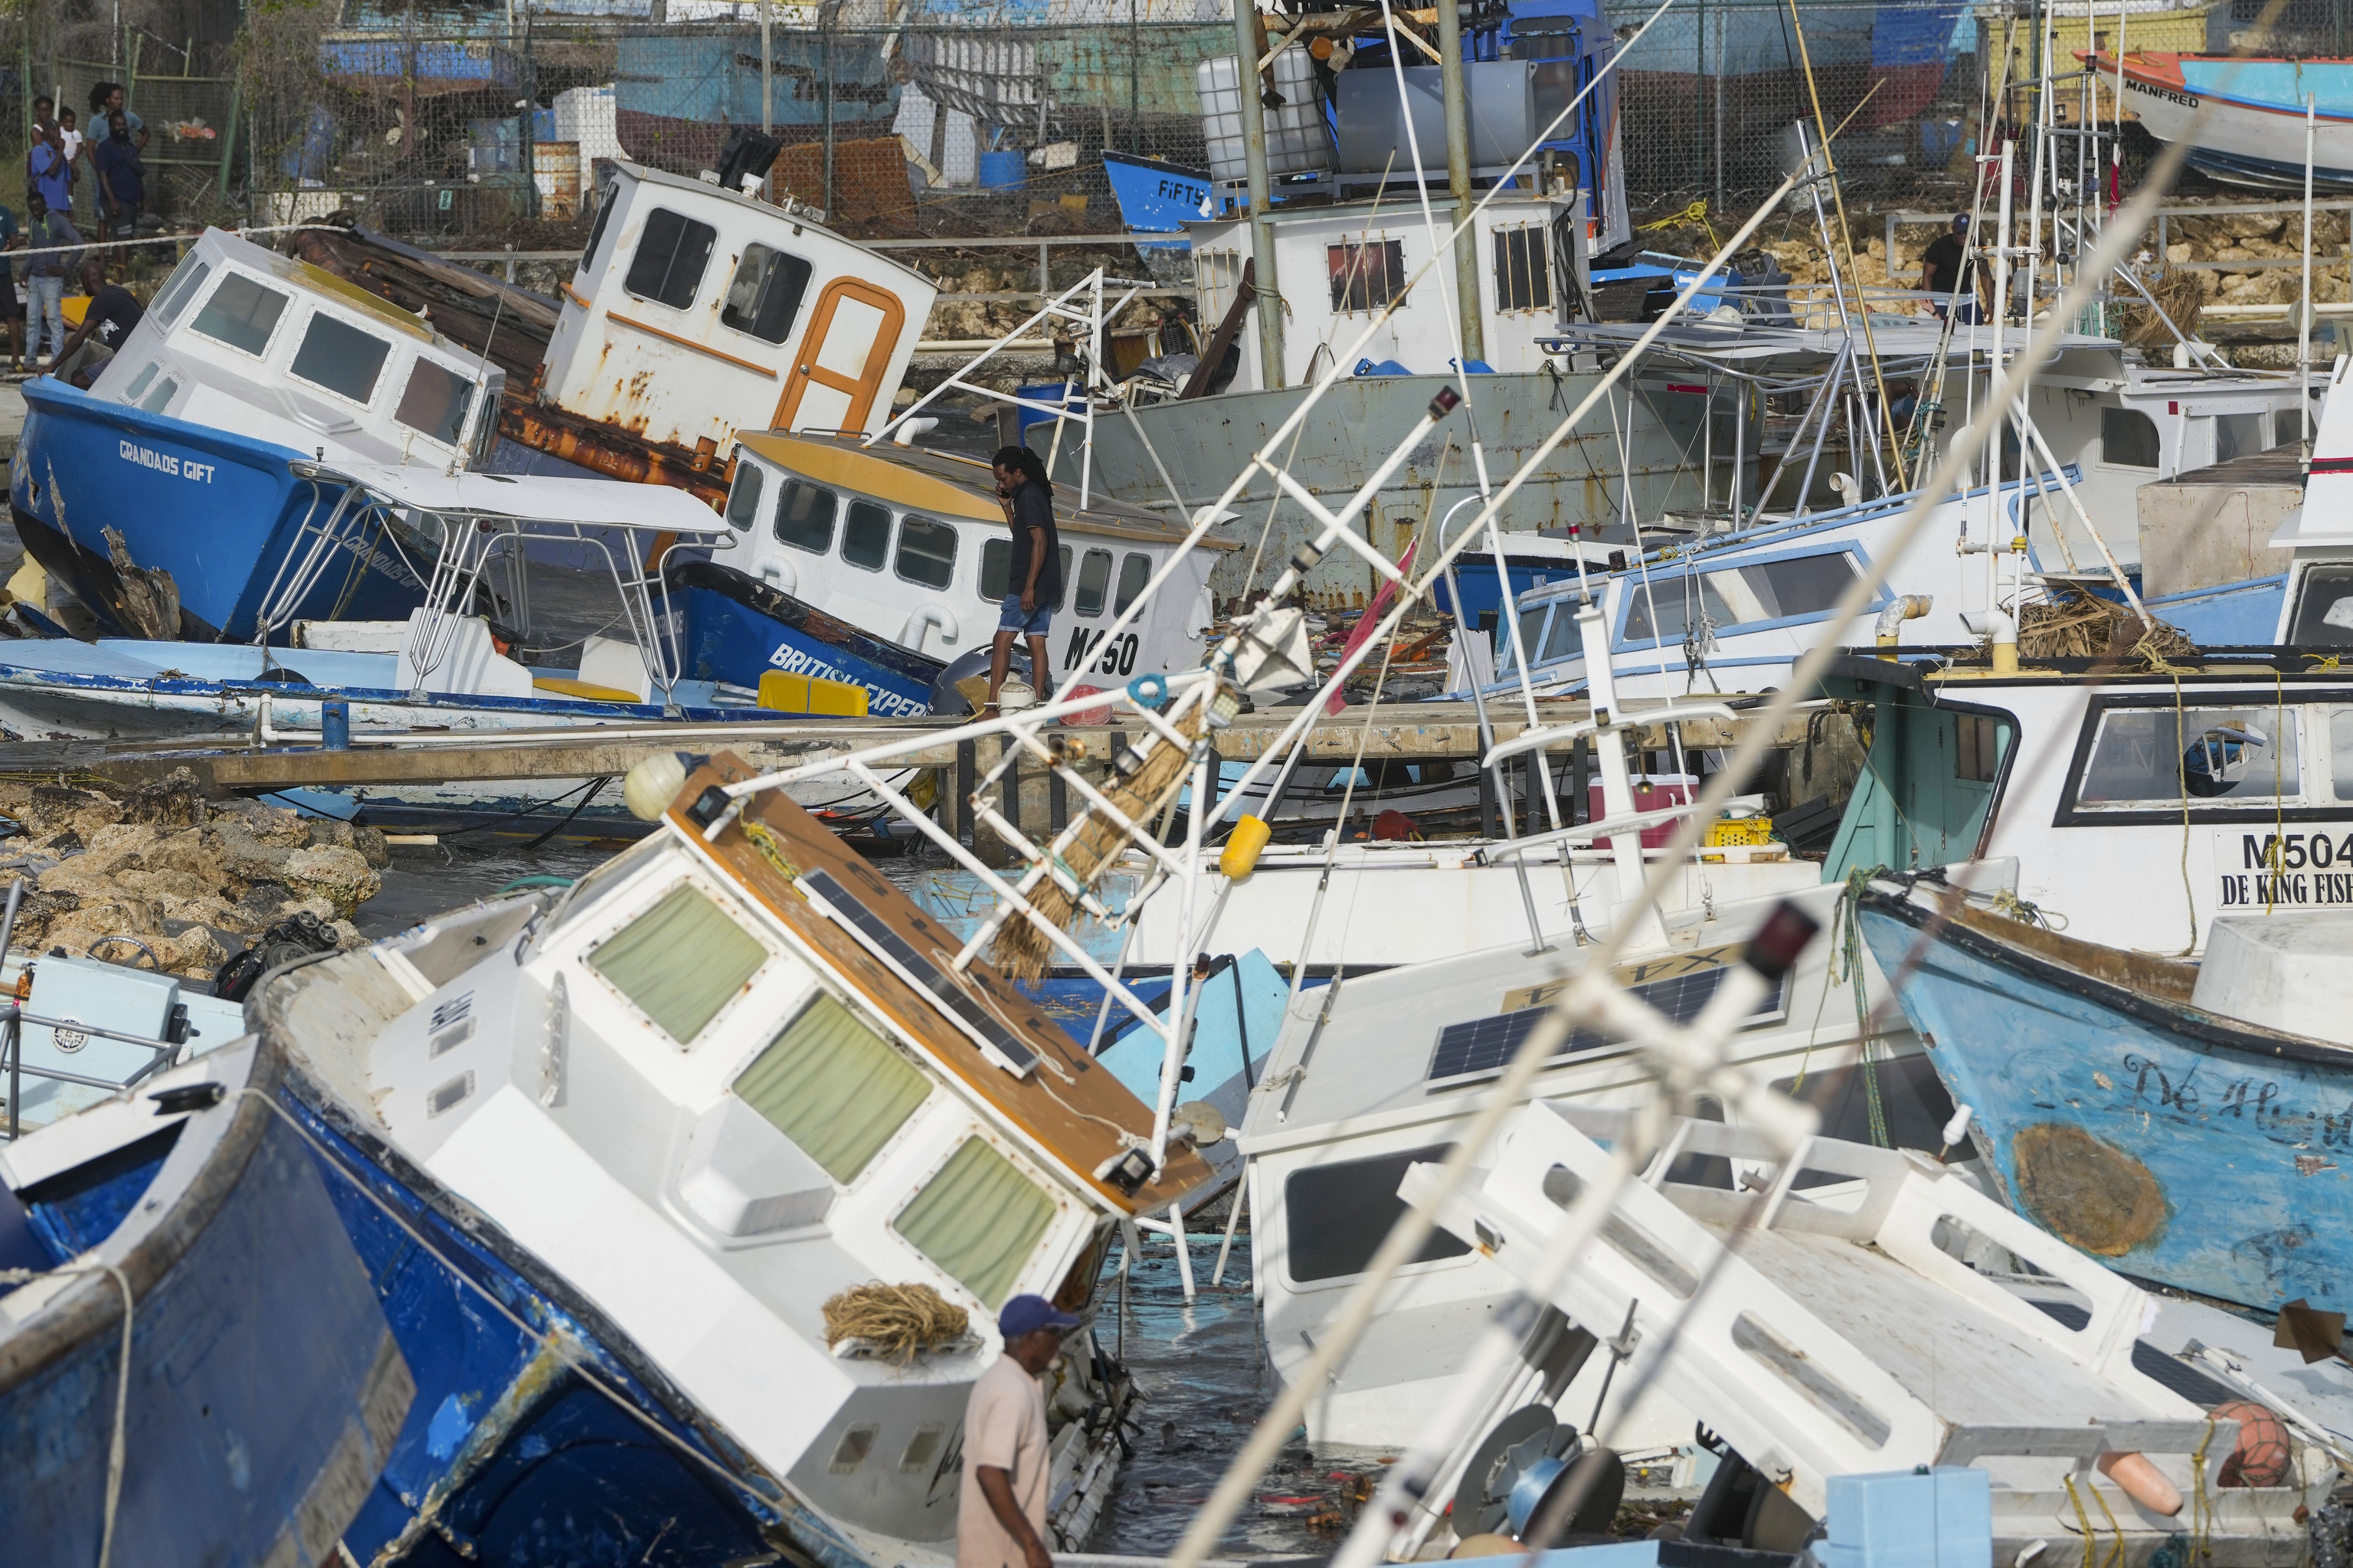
[586, 882, 767, 1045]
[735, 994, 931, 1183]
[892, 1137, 1056, 1308]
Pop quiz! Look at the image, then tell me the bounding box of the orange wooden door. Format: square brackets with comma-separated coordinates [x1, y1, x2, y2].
[772, 278, 908, 434]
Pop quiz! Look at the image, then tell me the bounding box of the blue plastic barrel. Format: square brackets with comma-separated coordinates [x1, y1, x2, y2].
[978, 150, 1027, 189]
[321, 700, 350, 751]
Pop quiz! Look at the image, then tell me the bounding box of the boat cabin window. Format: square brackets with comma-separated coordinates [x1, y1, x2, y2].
[979, 541, 1072, 609]
[290, 312, 393, 405]
[895, 516, 957, 588]
[123, 362, 159, 402]
[2286, 564, 2353, 647]
[722, 243, 815, 345]
[1497, 605, 1546, 673]
[624, 208, 718, 311]
[151, 256, 211, 326]
[584, 881, 768, 1046]
[774, 480, 838, 554]
[1493, 226, 1550, 313]
[1114, 552, 1150, 615]
[190, 272, 291, 357]
[1621, 551, 1857, 647]
[2101, 406, 2161, 468]
[892, 1136, 1056, 1307]
[579, 192, 617, 283]
[842, 499, 892, 570]
[725, 461, 765, 532]
[734, 992, 931, 1183]
[2216, 411, 2269, 464]
[2331, 711, 2353, 800]
[2076, 705, 2301, 807]
[396, 358, 476, 447]
[1329, 239, 1407, 313]
[139, 375, 180, 413]
[1537, 601, 1578, 662]
[1074, 549, 1113, 617]
[1284, 1143, 1472, 1284]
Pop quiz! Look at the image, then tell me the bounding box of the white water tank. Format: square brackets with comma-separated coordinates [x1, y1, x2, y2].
[2191, 912, 2353, 1044]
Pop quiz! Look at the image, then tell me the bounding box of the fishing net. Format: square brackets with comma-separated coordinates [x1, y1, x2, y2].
[988, 705, 1205, 985]
[820, 1282, 970, 1363]
[2015, 584, 2200, 665]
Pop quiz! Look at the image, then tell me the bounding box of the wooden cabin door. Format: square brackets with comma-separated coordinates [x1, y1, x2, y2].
[773, 279, 908, 434]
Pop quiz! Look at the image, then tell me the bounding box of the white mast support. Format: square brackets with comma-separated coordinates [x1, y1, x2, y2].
[2306, 95, 2318, 451]
[985, 0, 1677, 719]
[1255, 463, 1415, 585]
[1148, 746, 1214, 1169]
[1988, 139, 2014, 620]
[2015, 408, 2150, 625]
[1165, 130, 2210, 1568]
[876, 267, 1145, 447]
[833, 758, 1180, 1045]
[1200, 172, 1812, 832]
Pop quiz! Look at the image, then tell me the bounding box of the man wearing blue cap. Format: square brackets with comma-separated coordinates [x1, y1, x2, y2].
[961, 1293, 1081, 1568]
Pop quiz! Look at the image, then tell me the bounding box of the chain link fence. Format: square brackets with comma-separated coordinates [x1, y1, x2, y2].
[0, 2, 2253, 255]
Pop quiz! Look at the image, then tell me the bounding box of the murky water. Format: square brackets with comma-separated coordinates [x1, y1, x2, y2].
[1094, 1226, 1391, 1560]
[358, 836, 629, 939]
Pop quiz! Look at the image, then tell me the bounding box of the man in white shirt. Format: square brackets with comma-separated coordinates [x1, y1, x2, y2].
[957, 1293, 1078, 1568]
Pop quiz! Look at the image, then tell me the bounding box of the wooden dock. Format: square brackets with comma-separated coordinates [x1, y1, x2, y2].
[0, 699, 1832, 798]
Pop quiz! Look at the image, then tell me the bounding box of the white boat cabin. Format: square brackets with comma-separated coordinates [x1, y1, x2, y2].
[545, 162, 940, 450]
[259, 763, 1211, 1558]
[1188, 189, 1583, 386]
[91, 228, 504, 468]
[724, 433, 1235, 676]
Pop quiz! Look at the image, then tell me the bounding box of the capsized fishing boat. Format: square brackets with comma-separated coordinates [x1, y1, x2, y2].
[1858, 875, 2353, 1315]
[0, 460, 861, 830]
[674, 432, 1232, 716]
[0, 1028, 417, 1567]
[2091, 51, 2353, 189]
[1394, 1098, 2326, 1563]
[11, 228, 506, 641]
[247, 750, 1217, 1566]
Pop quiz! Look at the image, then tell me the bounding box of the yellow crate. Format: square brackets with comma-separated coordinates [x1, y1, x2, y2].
[758, 669, 869, 717]
[1706, 815, 1777, 847]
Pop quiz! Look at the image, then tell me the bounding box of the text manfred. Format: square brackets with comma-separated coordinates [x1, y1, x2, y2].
[767, 640, 926, 717]
[118, 440, 216, 483]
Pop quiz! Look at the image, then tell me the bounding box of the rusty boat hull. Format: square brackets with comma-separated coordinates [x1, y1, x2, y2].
[1857, 877, 2353, 1313]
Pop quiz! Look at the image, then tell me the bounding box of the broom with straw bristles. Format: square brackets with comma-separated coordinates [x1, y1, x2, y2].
[988, 699, 1209, 984]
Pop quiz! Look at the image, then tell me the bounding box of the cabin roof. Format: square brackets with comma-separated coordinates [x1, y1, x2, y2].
[198, 226, 482, 358]
[737, 432, 1241, 550]
[671, 754, 1213, 1213]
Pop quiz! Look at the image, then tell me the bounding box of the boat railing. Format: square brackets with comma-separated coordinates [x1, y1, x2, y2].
[0, 1003, 182, 1141]
[253, 465, 428, 648]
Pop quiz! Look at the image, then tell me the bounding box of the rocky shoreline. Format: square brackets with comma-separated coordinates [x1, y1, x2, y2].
[0, 769, 387, 980]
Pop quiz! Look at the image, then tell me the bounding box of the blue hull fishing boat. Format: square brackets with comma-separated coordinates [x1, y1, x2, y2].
[10, 228, 512, 642]
[0, 1034, 414, 1566]
[1857, 877, 2353, 1313]
[667, 558, 943, 719]
[11, 378, 437, 640]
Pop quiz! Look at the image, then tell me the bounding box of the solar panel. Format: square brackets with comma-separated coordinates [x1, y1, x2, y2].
[799, 869, 1039, 1076]
[1425, 966, 1785, 1087]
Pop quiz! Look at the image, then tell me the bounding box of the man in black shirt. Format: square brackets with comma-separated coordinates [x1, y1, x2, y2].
[57, 257, 142, 388]
[1918, 214, 1976, 322]
[987, 445, 1060, 715]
